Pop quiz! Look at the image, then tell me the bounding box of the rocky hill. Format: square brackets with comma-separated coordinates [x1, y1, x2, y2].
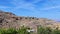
[0, 10, 60, 32]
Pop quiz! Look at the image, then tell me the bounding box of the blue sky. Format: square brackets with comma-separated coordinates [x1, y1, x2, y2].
[0, 0, 60, 20]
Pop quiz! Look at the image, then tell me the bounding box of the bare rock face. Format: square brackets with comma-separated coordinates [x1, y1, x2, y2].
[0, 11, 60, 33]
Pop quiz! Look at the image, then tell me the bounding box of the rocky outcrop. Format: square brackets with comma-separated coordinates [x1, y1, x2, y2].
[0, 11, 60, 33]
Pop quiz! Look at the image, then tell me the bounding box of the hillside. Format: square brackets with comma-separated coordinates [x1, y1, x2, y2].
[0, 11, 60, 33]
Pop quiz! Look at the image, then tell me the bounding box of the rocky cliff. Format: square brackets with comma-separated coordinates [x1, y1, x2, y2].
[0, 10, 60, 32]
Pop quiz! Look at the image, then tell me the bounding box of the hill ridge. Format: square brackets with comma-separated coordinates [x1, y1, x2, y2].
[0, 11, 60, 32]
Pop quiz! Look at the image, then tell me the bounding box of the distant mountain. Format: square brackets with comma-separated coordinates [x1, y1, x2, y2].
[0, 10, 60, 33]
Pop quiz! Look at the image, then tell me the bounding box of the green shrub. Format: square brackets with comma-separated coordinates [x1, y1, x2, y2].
[0, 26, 60, 34]
[0, 28, 17, 34]
[37, 26, 60, 34]
[37, 26, 45, 34]
[0, 28, 6, 34]
[5, 28, 17, 34]
[17, 26, 28, 34]
[52, 27, 60, 34]
[44, 27, 52, 34]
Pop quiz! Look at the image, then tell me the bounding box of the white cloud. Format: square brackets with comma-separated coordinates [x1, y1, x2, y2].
[40, 5, 60, 10]
[32, 0, 43, 3]
[0, 6, 11, 8]
[10, 0, 40, 12]
[10, 0, 60, 12]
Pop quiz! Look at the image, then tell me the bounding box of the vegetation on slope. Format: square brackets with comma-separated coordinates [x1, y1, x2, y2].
[0, 26, 60, 34]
